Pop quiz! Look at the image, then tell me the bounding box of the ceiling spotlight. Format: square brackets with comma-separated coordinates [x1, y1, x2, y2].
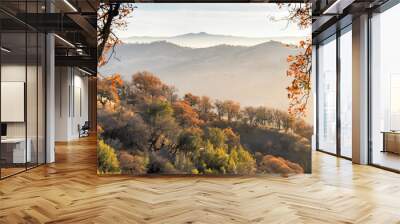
[63, 0, 78, 12]
[323, 0, 355, 15]
[1, 47, 11, 53]
[76, 49, 84, 55]
[78, 67, 93, 76]
[54, 34, 75, 48]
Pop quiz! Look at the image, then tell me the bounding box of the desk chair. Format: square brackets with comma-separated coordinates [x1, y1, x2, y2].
[78, 121, 90, 138]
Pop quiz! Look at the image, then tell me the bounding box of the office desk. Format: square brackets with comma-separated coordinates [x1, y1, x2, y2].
[382, 131, 400, 154]
[1, 138, 31, 164]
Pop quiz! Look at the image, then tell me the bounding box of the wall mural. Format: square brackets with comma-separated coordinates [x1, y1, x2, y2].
[97, 3, 312, 176]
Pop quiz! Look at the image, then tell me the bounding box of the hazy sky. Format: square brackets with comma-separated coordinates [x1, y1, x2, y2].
[116, 3, 310, 38]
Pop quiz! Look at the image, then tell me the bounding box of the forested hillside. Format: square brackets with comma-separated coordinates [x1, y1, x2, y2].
[97, 72, 312, 176]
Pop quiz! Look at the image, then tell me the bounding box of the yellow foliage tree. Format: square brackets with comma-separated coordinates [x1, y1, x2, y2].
[97, 140, 121, 174]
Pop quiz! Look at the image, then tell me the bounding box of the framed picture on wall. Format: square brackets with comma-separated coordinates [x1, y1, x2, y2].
[97, 3, 312, 176]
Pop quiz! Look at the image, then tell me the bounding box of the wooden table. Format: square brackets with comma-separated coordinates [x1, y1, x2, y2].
[381, 131, 400, 154]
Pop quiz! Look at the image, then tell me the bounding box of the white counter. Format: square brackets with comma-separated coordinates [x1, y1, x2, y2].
[1, 138, 32, 163]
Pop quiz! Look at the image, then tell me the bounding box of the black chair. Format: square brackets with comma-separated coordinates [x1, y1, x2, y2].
[78, 121, 90, 138]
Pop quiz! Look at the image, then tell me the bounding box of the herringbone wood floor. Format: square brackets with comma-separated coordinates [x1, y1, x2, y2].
[1, 136, 400, 224]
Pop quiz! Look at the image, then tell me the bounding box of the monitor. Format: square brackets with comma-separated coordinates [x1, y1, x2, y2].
[1, 123, 7, 137]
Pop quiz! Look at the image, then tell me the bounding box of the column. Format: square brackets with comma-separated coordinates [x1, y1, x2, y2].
[352, 14, 369, 164]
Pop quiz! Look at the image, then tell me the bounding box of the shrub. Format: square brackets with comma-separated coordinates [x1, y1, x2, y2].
[234, 147, 256, 175]
[258, 155, 303, 176]
[147, 153, 177, 174]
[174, 152, 196, 173]
[205, 127, 226, 149]
[119, 151, 149, 175]
[177, 128, 203, 153]
[97, 140, 120, 174]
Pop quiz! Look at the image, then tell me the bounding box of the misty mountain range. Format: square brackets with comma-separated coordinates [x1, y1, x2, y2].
[122, 32, 305, 48]
[100, 34, 312, 123]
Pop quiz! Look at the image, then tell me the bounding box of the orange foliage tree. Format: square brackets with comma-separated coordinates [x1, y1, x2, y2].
[173, 100, 203, 128]
[287, 39, 312, 116]
[277, 3, 312, 118]
[132, 72, 171, 101]
[97, 74, 124, 106]
[259, 155, 304, 176]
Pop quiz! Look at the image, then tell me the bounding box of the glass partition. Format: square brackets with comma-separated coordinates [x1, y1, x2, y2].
[38, 32, 46, 165]
[339, 27, 352, 158]
[1, 31, 28, 177]
[317, 35, 337, 154]
[370, 3, 400, 171]
[27, 31, 38, 169]
[0, 1, 46, 179]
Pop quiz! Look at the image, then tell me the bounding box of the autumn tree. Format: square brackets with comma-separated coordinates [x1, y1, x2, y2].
[198, 96, 215, 122]
[131, 71, 171, 101]
[255, 107, 267, 126]
[276, 3, 312, 118]
[271, 109, 282, 129]
[97, 74, 124, 107]
[98, 110, 150, 152]
[264, 108, 275, 127]
[164, 85, 178, 103]
[286, 39, 312, 117]
[184, 93, 200, 108]
[214, 100, 226, 121]
[293, 120, 313, 140]
[224, 100, 241, 122]
[281, 112, 295, 132]
[97, 3, 135, 66]
[243, 106, 257, 126]
[142, 100, 180, 152]
[173, 100, 203, 128]
[177, 128, 203, 153]
[205, 127, 226, 149]
[223, 128, 240, 149]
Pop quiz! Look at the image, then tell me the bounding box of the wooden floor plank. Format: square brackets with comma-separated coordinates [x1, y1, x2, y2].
[0, 136, 399, 223]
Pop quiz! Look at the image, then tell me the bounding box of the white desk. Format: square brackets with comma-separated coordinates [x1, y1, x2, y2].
[1, 138, 31, 163]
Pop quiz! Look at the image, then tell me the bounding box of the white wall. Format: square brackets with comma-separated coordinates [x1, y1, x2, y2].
[1, 65, 26, 138]
[1, 65, 39, 138]
[55, 67, 89, 141]
[55, 66, 69, 141]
